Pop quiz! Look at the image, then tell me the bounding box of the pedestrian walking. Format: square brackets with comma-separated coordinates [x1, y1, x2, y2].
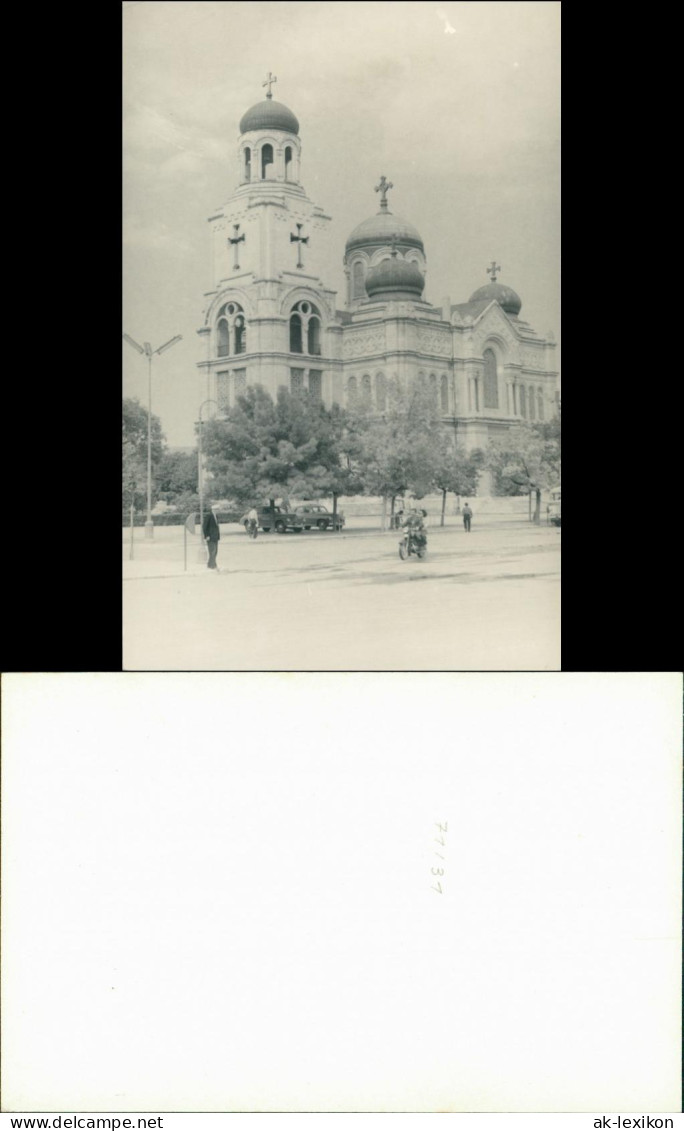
[462, 502, 473, 532]
[202, 501, 221, 569]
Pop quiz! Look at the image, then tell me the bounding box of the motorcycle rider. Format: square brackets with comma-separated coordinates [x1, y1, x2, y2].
[246, 506, 259, 535]
[402, 507, 427, 551]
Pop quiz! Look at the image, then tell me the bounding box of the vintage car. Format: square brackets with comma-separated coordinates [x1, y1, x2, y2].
[293, 504, 345, 531]
[239, 505, 305, 533]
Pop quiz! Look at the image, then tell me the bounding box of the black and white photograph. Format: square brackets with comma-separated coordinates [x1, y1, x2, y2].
[122, 0, 561, 671]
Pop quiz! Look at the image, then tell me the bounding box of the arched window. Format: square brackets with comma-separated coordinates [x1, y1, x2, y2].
[284, 146, 293, 181]
[347, 375, 357, 406]
[483, 349, 499, 409]
[519, 384, 527, 418]
[429, 373, 438, 406]
[528, 385, 536, 420]
[289, 301, 321, 355]
[440, 374, 449, 413]
[217, 319, 230, 358]
[361, 374, 372, 403]
[261, 144, 274, 179]
[352, 261, 365, 300]
[216, 302, 245, 359]
[234, 314, 246, 355]
[307, 316, 321, 356]
[376, 372, 386, 412]
[244, 147, 251, 182]
[290, 368, 304, 395]
[537, 389, 544, 420]
[290, 314, 303, 353]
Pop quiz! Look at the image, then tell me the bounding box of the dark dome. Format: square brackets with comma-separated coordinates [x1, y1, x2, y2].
[365, 256, 425, 300]
[469, 281, 522, 316]
[239, 99, 299, 135]
[346, 210, 424, 254]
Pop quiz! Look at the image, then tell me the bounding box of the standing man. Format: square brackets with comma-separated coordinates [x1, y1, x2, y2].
[462, 502, 473, 532]
[202, 500, 221, 570]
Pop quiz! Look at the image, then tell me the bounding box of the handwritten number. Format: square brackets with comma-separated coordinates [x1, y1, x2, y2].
[432, 882, 443, 894]
[436, 822, 448, 833]
[431, 867, 444, 876]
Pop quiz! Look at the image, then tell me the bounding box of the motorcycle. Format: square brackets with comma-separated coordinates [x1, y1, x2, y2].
[245, 518, 258, 539]
[399, 528, 427, 560]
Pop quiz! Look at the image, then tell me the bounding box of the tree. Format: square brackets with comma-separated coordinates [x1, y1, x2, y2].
[122, 397, 166, 510]
[349, 377, 444, 527]
[201, 385, 357, 518]
[432, 440, 484, 526]
[486, 423, 560, 523]
[122, 397, 165, 464]
[156, 450, 199, 504]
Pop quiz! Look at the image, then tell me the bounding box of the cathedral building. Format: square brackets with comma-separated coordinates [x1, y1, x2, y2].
[197, 76, 558, 456]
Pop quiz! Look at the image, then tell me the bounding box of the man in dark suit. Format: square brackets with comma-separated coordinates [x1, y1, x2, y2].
[202, 501, 221, 570]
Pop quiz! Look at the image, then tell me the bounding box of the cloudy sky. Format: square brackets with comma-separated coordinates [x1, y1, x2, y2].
[123, 0, 560, 447]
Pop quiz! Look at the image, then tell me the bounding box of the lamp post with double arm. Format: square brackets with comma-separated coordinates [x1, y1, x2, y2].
[122, 332, 182, 538]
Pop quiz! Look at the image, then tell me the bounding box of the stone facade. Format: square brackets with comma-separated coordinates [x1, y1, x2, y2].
[197, 86, 558, 455]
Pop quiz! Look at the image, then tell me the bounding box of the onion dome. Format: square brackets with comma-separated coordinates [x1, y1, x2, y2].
[239, 98, 299, 135]
[346, 210, 424, 254]
[346, 174, 424, 255]
[469, 262, 522, 316]
[365, 253, 425, 301]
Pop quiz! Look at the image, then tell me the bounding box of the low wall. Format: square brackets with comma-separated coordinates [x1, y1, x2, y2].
[337, 494, 533, 517]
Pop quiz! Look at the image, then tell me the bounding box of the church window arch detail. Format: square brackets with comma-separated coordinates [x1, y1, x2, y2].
[234, 314, 246, 354]
[290, 314, 302, 353]
[216, 301, 246, 358]
[346, 375, 357, 406]
[289, 300, 321, 356]
[307, 315, 321, 356]
[537, 389, 544, 420]
[483, 348, 499, 409]
[352, 261, 366, 300]
[243, 147, 251, 182]
[528, 385, 535, 420]
[217, 318, 230, 358]
[284, 146, 293, 181]
[361, 373, 372, 405]
[429, 373, 438, 406]
[440, 374, 449, 413]
[261, 143, 274, 179]
[519, 384, 527, 418]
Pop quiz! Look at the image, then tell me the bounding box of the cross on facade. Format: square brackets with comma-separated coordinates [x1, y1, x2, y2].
[487, 260, 501, 281]
[263, 72, 277, 99]
[290, 222, 309, 269]
[375, 175, 394, 211]
[228, 224, 245, 270]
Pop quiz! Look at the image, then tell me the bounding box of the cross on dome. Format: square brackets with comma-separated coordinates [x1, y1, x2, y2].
[375, 175, 394, 212]
[487, 260, 501, 281]
[262, 71, 277, 99]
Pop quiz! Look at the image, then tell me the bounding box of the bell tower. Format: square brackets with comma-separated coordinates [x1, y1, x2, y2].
[197, 76, 339, 410]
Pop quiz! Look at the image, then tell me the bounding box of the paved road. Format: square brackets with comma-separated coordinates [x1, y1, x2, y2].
[123, 521, 560, 670]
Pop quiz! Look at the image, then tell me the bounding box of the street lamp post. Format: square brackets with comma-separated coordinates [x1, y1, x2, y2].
[197, 398, 219, 561]
[123, 331, 182, 538]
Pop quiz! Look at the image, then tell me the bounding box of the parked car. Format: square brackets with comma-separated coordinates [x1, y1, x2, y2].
[294, 504, 345, 531]
[239, 505, 305, 533]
